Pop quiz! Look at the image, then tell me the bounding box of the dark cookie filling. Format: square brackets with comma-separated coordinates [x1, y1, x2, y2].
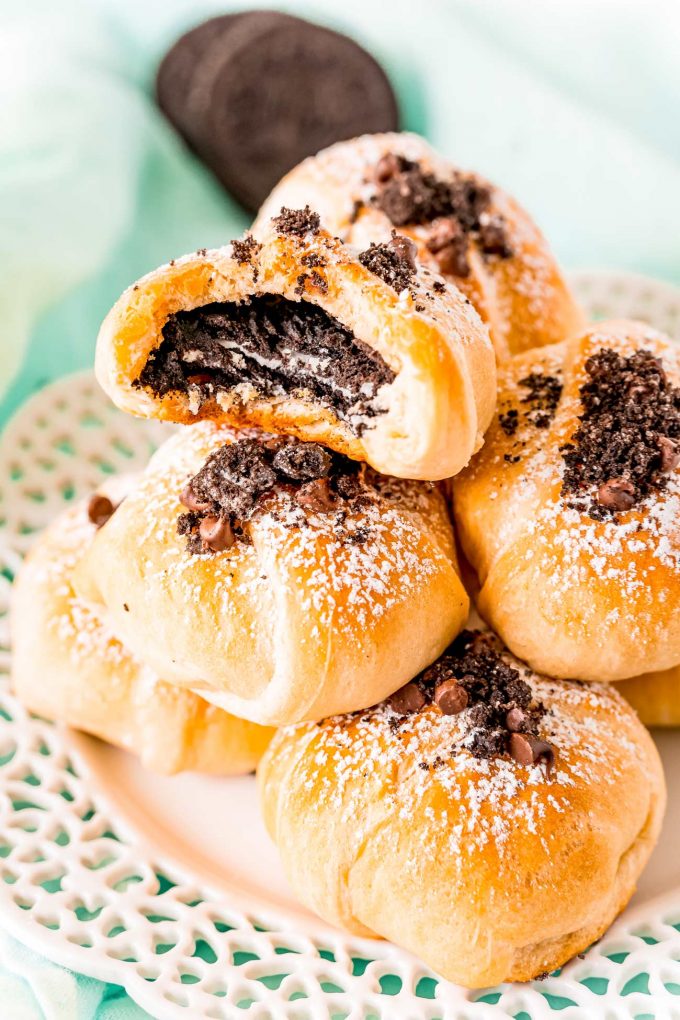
[358, 232, 417, 293]
[178, 435, 371, 554]
[272, 205, 320, 236]
[561, 347, 680, 519]
[384, 630, 554, 771]
[499, 371, 563, 437]
[369, 153, 512, 277]
[134, 295, 396, 429]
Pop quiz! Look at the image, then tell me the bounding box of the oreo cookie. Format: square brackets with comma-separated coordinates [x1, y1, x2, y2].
[155, 10, 399, 211]
[156, 13, 245, 154]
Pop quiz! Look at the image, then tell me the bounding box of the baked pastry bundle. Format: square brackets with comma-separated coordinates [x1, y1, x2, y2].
[95, 210, 496, 480]
[254, 132, 584, 359]
[259, 629, 665, 987]
[453, 319, 680, 682]
[11, 479, 273, 775]
[9, 130, 673, 990]
[619, 665, 680, 727]
[74, 423, 469, 725]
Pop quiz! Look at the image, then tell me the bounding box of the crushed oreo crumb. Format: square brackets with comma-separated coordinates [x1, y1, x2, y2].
[499, 408, 519, 436]
[358, 232, 417, 293]
[561, 347, 680, 519]
[177, 435, 372, 554]
[432, 279, 446, 294]
[272, 205, 321, 237]
[369, 153, 512, 277]
[231, 235, 262, 265]
[498, 371, 563, 441]
[300, 252, 327, 269]
[384, 630, 553, 770]
[295, 269, 328, 296]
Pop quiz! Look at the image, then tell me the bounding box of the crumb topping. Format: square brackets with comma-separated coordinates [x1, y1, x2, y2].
[353, 631, 553, 769]
[177, 435, 373, 554]
[561, 347, 680, 519]
[125, 422, 448, 642]
[358, 232, 417, 294]
[272, 205, 321, 237]
[231, 234, 262, 265]
[368, 153, 512, 277]
[280, 637, 645, 863]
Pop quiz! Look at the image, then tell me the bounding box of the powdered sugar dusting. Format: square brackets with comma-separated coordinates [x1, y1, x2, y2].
[29, 495, 133, 670]
[279, 646, 651, 865]
[124, 422, 454, 635]
[460, 329, 680, 618]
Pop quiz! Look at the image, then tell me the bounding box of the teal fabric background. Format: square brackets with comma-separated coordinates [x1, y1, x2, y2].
[1, 0, 679, 1015]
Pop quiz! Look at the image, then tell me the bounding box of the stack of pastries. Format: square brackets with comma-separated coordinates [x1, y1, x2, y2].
[12, 132, 678, 988]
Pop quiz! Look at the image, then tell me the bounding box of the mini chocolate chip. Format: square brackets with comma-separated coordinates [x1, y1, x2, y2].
[505, 707, 526, 732]
[388, 232, 418, 269]
[426, 217, 463, 254]
[388, 682, 426, 715]
[434, 678, 468, 715]
[509, 733, 555, 774]
[658, 435, 680, 472]
[426, 219, 470, 277]
[596, 478, 636, 511]
[87, 494, 116, 528]
[478, 215, 512, 257]
[180, 484, 211, 513]
[295, 478, 336, 512]
[375, 152, 401, 182]
[199, 515, 235, 552]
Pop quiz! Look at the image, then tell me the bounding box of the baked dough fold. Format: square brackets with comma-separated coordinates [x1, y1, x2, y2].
[74, 425, 469, 726]
[255, 132, 584, 359]
[11, 479, 273, 774]
[453, 320, 680, 681]
[258, 636, 665, 986]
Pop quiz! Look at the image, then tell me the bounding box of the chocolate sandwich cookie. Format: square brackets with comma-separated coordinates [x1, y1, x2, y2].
[156, 13, 244, 149]
[155, 10, 399, 211]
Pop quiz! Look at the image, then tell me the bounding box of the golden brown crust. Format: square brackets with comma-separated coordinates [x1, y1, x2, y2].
[73, 425, 470, 726]
[619, 664, 680, 726]
[452, 320, 680, 681]
[10, 479, 273, 775]
[95, 218, 496, 480]
[258, 647, 665, 987]
[254, 132, 584, 359]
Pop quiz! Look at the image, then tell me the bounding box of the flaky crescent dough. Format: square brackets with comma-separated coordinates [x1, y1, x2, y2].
[74, 424, 469, 726]
[619, 664, 680, 727]
[11, 478, 273, 775]
[258, 644, 664, 987]
[94, 216, 496, 481]
[254, 132, 584, 359]
[453, 320, 680, 682]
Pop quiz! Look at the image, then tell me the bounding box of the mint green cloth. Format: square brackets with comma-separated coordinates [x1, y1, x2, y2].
[0, 934, 150, 1019]
[1, 1, 679, 1016]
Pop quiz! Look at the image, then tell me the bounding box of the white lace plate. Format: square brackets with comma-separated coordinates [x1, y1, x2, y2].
[1, 270, 680, 1019]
